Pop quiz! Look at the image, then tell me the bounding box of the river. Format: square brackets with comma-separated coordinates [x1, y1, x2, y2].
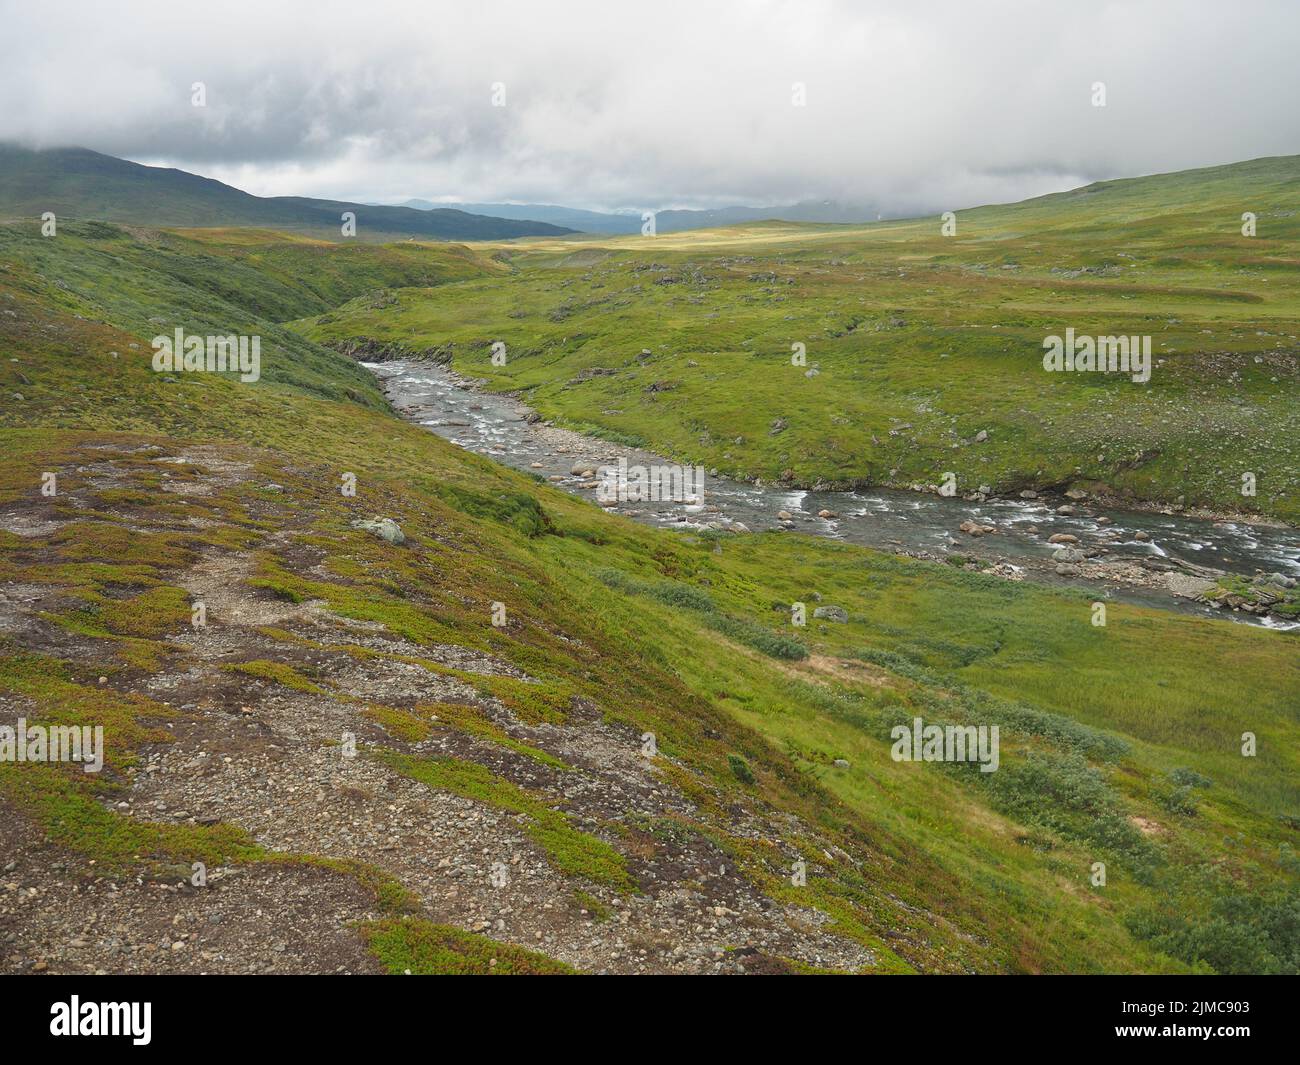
[367, 360, 1300, 631]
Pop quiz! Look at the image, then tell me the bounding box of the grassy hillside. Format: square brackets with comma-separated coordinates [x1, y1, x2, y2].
[297, 155, 1300, 522]
[0, 220, 501, 405]
[1, 223, 1297, 975]
[0, 144, 574, 241]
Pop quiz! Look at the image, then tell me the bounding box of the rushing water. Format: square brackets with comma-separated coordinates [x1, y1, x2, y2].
[368, 360, 1300, 630]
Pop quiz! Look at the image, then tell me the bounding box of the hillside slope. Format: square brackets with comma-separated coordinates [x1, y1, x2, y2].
[1, 224, 1297, 975]
[0, 145, 574, 240]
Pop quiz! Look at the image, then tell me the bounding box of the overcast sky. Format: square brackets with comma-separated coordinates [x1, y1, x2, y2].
[3, 0, 1298, 215]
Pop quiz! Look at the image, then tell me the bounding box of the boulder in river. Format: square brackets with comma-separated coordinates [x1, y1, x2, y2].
[1052, 546, 1086, 563]
[1047, 533, 1078, 544]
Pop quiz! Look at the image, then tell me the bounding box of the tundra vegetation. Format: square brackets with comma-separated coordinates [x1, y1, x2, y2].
[300, 156, 1300, 523]
[0, 156, 1297, 974]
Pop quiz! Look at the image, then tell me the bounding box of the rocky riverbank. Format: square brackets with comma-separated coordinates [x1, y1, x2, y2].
[371, 359, 1300, 629]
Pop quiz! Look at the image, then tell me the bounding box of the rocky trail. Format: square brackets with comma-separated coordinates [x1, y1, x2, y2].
[1, 439, 880, 974]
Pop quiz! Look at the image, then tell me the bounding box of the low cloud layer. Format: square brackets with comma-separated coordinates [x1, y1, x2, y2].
[3, 0, 1298, 214]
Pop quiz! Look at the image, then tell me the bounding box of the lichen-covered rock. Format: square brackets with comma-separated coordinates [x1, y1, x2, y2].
[350, 516, 405, 544]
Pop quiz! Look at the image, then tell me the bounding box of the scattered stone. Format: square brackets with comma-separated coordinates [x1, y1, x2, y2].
[812, 606, 849, 623]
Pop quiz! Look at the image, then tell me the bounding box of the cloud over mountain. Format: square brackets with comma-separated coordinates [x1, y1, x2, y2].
[3, 0, 1298, 214]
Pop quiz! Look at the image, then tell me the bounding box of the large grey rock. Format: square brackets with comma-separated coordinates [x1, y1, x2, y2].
[813, 605, 849, 623]
[351, 516, 406, 545]
[1165, 574, 1218, 599]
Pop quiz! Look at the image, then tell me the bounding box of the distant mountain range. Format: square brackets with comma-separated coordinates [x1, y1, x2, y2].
[0, 143, 892, 239]
[0, 145, 573, 240]
[395, 199, 887, 233]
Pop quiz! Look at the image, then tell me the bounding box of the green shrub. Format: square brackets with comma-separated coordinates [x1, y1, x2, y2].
[728, 754, 756, 784]
[1170, 767, 1213, 789]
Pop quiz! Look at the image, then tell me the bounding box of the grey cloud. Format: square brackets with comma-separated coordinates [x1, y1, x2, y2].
[1, 0, 1297, 214]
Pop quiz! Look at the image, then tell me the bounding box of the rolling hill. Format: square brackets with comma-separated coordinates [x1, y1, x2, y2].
[0, 144, 574, 241]
[305, 154, 1300, 522]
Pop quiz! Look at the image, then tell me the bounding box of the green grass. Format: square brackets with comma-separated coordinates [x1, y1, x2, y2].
[224, 659, 325, 694]
[381, 752, 633, 890]
[361, 917, 575, 974]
